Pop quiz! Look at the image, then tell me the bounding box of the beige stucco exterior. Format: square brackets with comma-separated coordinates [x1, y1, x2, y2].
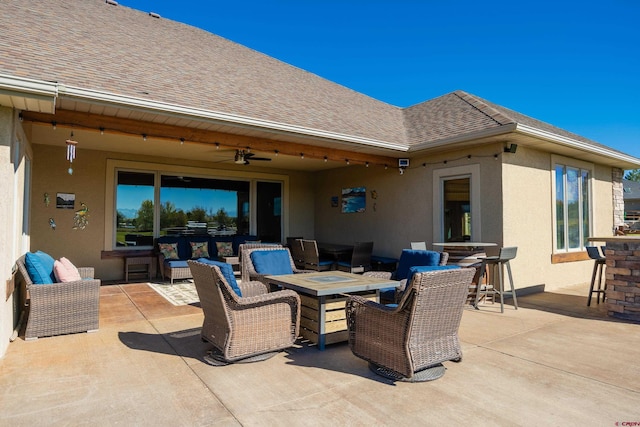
[27, 139, 317, 282]
[3, 0, 640, 359]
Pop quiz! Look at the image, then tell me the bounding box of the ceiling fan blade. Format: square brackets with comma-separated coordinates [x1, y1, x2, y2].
[249, 157, 271, 161]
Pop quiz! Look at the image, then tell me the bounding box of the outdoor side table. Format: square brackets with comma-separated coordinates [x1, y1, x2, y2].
[125, 256, 152, 282]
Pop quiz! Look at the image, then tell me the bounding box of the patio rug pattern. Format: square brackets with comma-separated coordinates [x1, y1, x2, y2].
[148, 281, 200, 306]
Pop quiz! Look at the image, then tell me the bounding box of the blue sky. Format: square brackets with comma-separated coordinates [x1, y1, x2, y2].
[122, 0, 640, 160]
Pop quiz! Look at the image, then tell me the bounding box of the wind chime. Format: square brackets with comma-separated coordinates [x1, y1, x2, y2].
[66, 132, 78, 175]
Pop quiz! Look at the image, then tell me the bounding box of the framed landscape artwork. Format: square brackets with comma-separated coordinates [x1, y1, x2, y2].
[341, 187, 365, 213]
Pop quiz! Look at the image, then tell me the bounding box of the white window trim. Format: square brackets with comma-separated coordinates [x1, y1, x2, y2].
[550, 154, 594, 253]
[432, 164, 481, 242]
[104, 159, 289, 251]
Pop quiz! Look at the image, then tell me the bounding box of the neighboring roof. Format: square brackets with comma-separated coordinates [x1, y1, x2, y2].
[623, 179, 640, 200]
[0, 0, 638, 167]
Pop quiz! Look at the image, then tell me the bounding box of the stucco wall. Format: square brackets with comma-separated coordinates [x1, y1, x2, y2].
[313, 144, 506, 259]
[314, 143, 616, 292]
[496, 146, 614, 291]
[0, 108, 28, 358]
[0, 108, 15, 357]
[29, 143, 316, 281]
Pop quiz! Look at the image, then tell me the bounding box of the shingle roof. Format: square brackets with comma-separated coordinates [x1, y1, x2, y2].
[0, 0, 629, 158]
[0, 0, 405, 144]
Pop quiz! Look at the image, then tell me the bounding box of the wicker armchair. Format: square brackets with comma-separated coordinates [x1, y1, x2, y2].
[363, 249, 449, 303]
[240, 246, 312, 284]
[346, 267, 475, 382]
[188, 260, 301, 364]
[16, 255, 100, 340]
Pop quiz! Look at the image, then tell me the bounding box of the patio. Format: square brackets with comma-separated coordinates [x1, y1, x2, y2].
[1, 282, 638, 425]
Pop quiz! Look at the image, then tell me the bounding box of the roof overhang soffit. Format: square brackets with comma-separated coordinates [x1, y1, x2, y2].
[0, 74, 57, 114]
[20, 109, 401, 167]
[55, 84, 408, 153]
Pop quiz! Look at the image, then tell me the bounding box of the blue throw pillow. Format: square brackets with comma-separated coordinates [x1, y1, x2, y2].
[395, 249, 442, 280]
[197, 258, 242, 297]
[24, 251, 56, 284]
[250, 250, 293, 275]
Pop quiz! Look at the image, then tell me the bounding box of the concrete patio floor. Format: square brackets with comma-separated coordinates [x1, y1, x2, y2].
[1, 281, 639, 426]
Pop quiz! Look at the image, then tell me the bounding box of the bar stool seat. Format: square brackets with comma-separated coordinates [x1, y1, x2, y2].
[474, 246, 518, 313]
[586, 246, 606, 306]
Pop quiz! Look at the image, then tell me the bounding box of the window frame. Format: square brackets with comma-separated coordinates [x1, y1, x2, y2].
[551, 155, 594, 254]
[104, 159, 289, 252]
[432, 164, 481, 242]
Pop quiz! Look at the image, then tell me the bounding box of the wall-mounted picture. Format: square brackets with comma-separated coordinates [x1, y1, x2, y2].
[56, 192, 75, 209]
[341, 187, 366, 213]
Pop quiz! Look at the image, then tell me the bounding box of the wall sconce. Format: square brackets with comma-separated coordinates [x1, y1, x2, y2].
[504, 143, 518, 153]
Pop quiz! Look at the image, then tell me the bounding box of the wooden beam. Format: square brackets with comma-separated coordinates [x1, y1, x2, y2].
[21, 110, 400, 166]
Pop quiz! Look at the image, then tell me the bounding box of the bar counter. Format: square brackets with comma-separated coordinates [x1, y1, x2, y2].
[587, 236, 640, 321]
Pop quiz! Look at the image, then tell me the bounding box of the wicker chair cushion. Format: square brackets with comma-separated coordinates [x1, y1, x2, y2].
[165, 259, 189, 268]
[250, 250, 294, 275]
[53, 257, 82, 282]
[395, 250, 441, 280]
[197, 258, 242, 297]
[24, 251, 56, 284]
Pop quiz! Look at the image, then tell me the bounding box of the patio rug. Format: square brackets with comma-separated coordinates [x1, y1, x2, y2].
[148, 281, 200, 306]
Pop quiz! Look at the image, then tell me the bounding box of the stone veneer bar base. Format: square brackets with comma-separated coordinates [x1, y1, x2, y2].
[599, 238, 640, 322]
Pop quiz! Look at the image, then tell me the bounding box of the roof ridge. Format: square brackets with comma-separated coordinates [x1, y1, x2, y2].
[452, 90, 515, 126]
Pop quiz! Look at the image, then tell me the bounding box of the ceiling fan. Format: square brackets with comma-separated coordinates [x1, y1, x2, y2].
[234, 149, 271, 165]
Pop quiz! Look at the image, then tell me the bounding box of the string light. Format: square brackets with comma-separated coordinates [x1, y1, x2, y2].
[27, 116, 404, 168]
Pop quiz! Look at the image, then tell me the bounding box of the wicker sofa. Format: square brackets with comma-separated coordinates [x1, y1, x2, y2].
[156, 234, 259, 284]
[16, 254, 100, 340]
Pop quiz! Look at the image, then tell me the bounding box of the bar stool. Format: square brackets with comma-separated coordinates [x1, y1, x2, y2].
[586, 246, 606, 306]
[474, 247, 518, 313]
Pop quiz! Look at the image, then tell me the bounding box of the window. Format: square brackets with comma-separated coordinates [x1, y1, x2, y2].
[433, 164, 481, 242]
[115, 170, 249, 247]
[106, 160, 289, 252]
[554, 162, 591, 252]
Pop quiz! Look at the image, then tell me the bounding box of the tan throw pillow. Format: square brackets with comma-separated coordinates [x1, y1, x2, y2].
[190, 241, 209, 258]
[158, 242, 179, 259]
[216, 241, 233, 257]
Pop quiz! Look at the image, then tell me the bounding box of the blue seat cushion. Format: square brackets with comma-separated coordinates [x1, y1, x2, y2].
[197, 258, 242, 297]
[250, 250, 293, 275]
[24, 251, 56, 284]
[395, 250, 442, 280]
[164, 259, 189, 269]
